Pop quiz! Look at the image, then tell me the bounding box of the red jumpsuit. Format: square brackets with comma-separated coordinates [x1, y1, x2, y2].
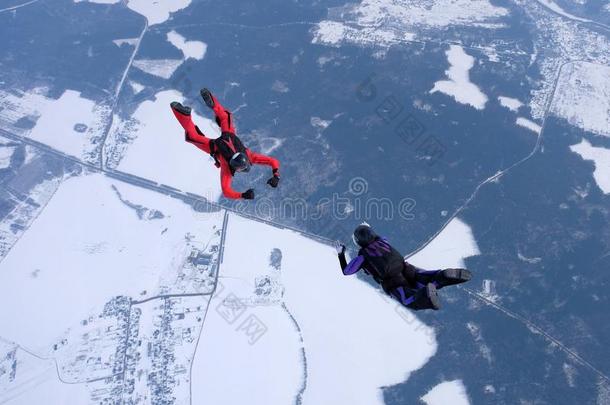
[171, 96, 280, 199]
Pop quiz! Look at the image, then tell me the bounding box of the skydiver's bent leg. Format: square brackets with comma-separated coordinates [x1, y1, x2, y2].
[435, 268, 472, 288]
[405, 262, 472, 289]
[200, 88, 236, 133]
[390, 284, 440, 311]
[171, 102, 197, 135]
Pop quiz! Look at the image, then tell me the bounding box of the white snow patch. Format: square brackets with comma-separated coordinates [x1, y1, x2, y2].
[313, 0, 508, 47]
[0, 146, 15, 169]
[23, 145, 38, 165]
[537, 0, 592, 22]
[271, 80, 290, 93]
[551, 62, 610, 137]
[129, 81, 145, 94]
[311, 116, 332, 130]
[126, 0, 191, 25]
[498, 96, 523, 112]
[570, 139, 610, 194]
[193, 213, 437, 405]
[313, 21, 411, 47]
[166, 30, 206, 60]
[132, 59, 183, 79]
[115, 90, 222, 200]
[422, 380, 471, 405]
[258, 136, 284, 155]
[516, 117, 542, 134]
[430, 45, 488, 110]
[74, 0, 191, 25]
[518, 252, 542, 264]
[408, 217, 480, 269]
[113, 38, 137, 47]
[466, 322, 493, 364]
[563, 362, 578, 387]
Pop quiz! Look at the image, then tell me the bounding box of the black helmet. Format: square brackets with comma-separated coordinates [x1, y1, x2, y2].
[230, 152, 251, 173]
[353, 223, 377, 247]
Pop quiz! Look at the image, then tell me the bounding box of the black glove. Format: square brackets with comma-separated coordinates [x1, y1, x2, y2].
[267, 169, 280, 188]
[241, 189, 255, 200]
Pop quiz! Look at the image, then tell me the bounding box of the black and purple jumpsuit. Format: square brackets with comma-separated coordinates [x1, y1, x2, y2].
[338, 238, 446, 311]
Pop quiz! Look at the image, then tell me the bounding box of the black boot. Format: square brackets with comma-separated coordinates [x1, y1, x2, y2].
[200, 88, 215, 109]
[170, 101, 191, 116]
[407, 283, 440, 311]
[436, 268, 472, 288]
[426, 283, 441, 310]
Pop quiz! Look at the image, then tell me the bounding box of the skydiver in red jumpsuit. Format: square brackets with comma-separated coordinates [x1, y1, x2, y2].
[170, 88, 280, 200]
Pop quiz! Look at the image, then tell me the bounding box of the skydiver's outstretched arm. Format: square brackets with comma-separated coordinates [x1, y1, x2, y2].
[248, 150, 281, 188]
[336, 243, 364, 276]
[337, 243, 348, 269]
[247, 151, 280, 171]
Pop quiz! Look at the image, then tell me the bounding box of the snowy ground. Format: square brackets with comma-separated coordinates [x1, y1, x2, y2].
[0, 173, 222, 352]
[312, 0, 508, 47]
[0, 172, 486, 404]
[193, 213, 440, 405]
[0, 89, 108, 163]
[551, 62, 610, 138]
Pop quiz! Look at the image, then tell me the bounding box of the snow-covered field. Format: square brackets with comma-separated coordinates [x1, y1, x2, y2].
[312, 0, 508, 47]
[108, 90, 223, 200]
[521, 1, 610, 120]
[551, 62, 610, 138]
[0, 88, 108, 163]
[0, 171, 484, 404]
[430, 45, 488, 110]
[193, 213, 438, 405]
[132, 59, 183, 79]
[0, 173, 222, 352]
[0, 346, 91, 405]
